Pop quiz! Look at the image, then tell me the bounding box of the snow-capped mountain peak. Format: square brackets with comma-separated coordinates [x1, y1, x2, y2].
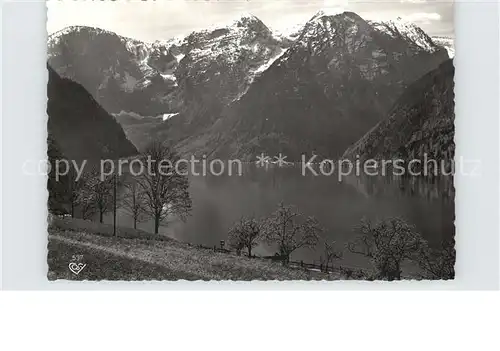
[197, 13, 271, 38]
[181, 14, 281, 66]
[232, 13, 264, 26]
[292, 10, 372, 55]
[311, 8, 348, 21]
[47, 11, 449, 123]
[368, 17, 440, 53]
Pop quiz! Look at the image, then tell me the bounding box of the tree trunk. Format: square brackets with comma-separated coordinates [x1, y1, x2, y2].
[132, 191, 137, 230]
[99, 210, 103, 223]
[247, 246, 252, 258]
[69, 180, 75, 218]
[395, 263, 401, 280]
[154, 215, 160, 234]
[113, 174, 117, 237]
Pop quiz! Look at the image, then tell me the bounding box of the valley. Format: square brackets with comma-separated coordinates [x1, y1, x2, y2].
[46, 10, 455, 281]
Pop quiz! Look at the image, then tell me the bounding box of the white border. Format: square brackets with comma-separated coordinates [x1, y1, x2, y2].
[1, 291, 499, 351]
[1, 0, 499, 289]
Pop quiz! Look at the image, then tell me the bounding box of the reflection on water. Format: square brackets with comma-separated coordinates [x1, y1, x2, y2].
[108, 164, 454, 267]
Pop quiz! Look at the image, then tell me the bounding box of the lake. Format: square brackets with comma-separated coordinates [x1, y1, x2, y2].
[107, 164, 455, 269]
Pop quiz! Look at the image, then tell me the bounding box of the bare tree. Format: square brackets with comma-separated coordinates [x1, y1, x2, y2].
[229, 238, 245, 256]
[75, 170, 97, 220]
[56, 164, 87, 218]
[347, 217, 426, 280]
[68, 168, 84, 218]
[321, 241, 343, 272]
[121, 178, 146, 230]
[79, 167, 115, 223]
[263, 202, 321, 265]
[417, 239, 455, 280]
[136, 141, 192, 234]
[227, 217, 263, 258]
[94, 176, 115, 224]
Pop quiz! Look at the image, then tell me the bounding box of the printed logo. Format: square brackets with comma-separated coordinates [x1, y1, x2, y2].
[69, 254, 86, 275]
[68, 262, 86, 275]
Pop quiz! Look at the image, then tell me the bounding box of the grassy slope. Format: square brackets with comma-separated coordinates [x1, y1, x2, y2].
[48, 237, 201, 281]
[48, 222, 335, 281]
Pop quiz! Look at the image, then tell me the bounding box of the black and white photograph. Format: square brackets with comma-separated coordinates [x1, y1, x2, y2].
[45, 0, 456, 281]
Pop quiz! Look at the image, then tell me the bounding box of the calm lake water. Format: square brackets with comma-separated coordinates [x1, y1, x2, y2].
[107, 164, 455, 268]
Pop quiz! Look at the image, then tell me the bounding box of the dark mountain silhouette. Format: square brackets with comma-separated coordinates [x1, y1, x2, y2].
[343, 59, 454, 169]
[47, 65, 137, 162]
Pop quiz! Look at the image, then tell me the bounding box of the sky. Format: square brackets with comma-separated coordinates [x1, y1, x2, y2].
[47, 0, 454, 41]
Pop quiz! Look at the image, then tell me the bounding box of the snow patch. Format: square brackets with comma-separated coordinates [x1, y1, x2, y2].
[160, 73, 177, 81]
[252, 48, 287, 75]
[175, 53, 186, 62]
[162, 113, 179, 121]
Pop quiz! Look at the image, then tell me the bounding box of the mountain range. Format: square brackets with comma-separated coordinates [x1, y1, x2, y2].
[47, 11, 453, 161]
[48, 15, 291, 118]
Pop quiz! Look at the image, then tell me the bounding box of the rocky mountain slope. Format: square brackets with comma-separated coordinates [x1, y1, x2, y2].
[342, 59, 454, 170]
[47, 66, 137, 162]
[191, 11, 449, 160]
[48, 26, 180, 116]
[48, 11, 449, 159]
[47, 15, 290, 119]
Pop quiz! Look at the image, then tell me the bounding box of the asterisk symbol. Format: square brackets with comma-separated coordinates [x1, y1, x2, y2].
[255, 153, 270, 167]
[274, 153, 288, 167]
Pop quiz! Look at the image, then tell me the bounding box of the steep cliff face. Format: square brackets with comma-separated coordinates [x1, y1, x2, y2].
[343, 59, 455, 170]
[47, 66, 137, 162]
